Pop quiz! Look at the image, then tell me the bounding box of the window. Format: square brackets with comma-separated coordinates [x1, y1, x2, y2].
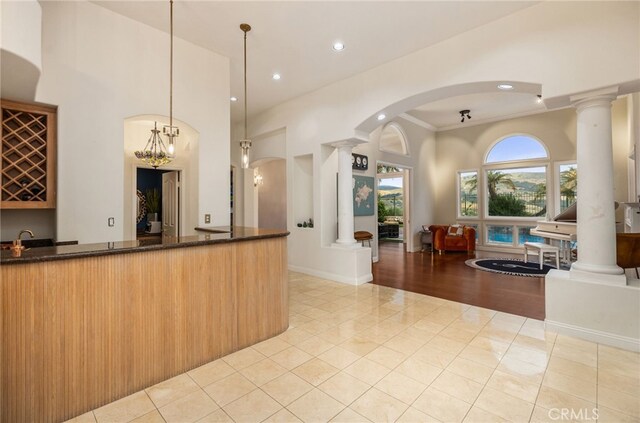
[557, 163, 577, 213]
[486, 135, 548, 164]
[379, 122, 409, 155]
[517, 226, 545, 245]
[456, 134, 554, 250]
[458, 171, 478, 217]
[485, 166, 547, 218]
[486, 225, 513, 245]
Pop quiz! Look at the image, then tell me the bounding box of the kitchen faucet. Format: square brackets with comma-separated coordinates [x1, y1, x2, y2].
[10, 229, 34, 257]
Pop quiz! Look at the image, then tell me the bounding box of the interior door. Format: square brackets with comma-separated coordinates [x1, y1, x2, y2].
[162, 171, 180, 237]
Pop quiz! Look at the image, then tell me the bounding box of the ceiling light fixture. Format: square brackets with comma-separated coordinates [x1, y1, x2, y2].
[497, 83, 514, 90]
[536, 94, 543, 104]
[377, 113, 386, 121]
[239, 23, 252, 169]
[135, 0, 178, 168]
[459, 109, 471, 123]
[333, 41, 345, 51]
[272, 73, 281, 80]
[254, 171, 263, 187]
[230, 96, 238, 102]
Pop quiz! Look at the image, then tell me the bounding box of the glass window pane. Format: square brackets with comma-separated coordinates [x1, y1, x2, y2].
[486, 167, 546, 217]
[486, 135, 548, 163]
[459, 171, 478, 217]
[487, 225, 513, 245]
[517, 226, 545, 245]
[559, 164, 577, 212]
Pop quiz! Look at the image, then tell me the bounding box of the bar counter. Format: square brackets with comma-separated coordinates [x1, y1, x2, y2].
[1, 226, 287, 264]
[1, 227, 289, 422]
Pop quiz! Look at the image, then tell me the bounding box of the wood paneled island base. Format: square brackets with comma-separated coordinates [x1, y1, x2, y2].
[0, 231, 289, 422]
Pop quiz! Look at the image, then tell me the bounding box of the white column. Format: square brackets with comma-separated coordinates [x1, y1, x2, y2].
[570, 91, 626, 285]
[335, 142, 357, 245]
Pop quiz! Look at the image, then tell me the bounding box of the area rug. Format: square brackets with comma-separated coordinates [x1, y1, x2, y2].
[465, 258, 554, 277]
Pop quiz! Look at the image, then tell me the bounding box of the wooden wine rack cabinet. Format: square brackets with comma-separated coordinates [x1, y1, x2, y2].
[1, 99, 56, 209]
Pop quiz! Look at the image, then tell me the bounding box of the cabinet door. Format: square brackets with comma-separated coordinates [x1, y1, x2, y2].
[1, 99, 57, 209]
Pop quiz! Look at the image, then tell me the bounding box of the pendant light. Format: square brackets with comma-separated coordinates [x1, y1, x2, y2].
[135, 0, 179, 168]
[239, 23, 252, 169]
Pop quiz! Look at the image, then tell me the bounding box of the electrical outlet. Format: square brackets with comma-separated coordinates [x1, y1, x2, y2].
[108, 217, 115, 227]
[204, 214, 211, 224]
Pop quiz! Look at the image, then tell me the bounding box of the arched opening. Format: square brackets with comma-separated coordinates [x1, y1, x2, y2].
[123, 115, 200, 241]
[379, 122, 409, 155]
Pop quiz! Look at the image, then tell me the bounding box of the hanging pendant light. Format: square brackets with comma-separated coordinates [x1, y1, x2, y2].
[135, 0, 179, 167]
[135, 122, 172, 168]
[239, 23, 252, 169]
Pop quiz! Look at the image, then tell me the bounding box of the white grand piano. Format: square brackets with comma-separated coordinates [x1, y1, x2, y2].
[531, 203, 577, 263]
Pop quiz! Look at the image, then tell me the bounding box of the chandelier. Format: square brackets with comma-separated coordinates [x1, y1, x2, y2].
[239, 23, 252, 169]
[135, 122, 171, 168]
[135, 0, 179, 167]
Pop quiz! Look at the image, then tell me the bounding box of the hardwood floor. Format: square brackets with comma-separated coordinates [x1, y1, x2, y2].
[372, 242, 545, 320]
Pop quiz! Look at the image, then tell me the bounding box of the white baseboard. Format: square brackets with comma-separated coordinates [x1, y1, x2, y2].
[545, 319, 640, 352]
[288, 264, 372, 286]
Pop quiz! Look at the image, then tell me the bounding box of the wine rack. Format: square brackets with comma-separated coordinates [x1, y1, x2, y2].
[1, 99, 56, 209]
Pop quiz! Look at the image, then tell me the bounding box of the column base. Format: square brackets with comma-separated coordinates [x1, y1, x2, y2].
[570, 262, 627, 286]
[546, 269, 640, 352]
[331, 241, 360, 249]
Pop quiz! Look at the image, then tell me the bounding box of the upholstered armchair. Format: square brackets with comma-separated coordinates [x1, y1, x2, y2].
[428, 224, 476, 254]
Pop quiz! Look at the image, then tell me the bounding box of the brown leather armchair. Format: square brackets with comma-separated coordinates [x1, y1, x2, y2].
[617, 233, 640, 278]
[428, 225, 476, 254]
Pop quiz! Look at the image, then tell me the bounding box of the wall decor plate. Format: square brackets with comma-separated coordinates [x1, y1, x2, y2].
[136, 190, 147, 223]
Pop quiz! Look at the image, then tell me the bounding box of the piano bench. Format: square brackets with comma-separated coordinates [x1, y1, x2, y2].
[524, 242, 560, 270]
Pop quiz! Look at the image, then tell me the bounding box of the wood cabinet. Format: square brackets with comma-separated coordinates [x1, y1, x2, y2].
[1, 99, 57, 209]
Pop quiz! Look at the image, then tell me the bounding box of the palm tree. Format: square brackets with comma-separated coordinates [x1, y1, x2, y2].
[533, 182, 546, 202]
[485, 171, 516, 200]
[377, 164, 401, 174]
[464, 174, 478, 193]
[560, 167, 577, 205]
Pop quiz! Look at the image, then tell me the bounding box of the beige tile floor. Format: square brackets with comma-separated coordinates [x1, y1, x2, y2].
[69, 272, 640, 423]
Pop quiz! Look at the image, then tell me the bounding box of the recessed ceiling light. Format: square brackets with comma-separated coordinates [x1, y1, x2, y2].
[272, 73, 281, 80]
[377, 114, 386, 121]
[333, 42, 345, 51]
[497, 84, 514, 90]
[230, 96, 238, 102]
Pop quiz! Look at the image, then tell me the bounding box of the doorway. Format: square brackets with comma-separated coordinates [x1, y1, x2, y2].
[135, 167, 181, 241]
[377, 163, 412, 254]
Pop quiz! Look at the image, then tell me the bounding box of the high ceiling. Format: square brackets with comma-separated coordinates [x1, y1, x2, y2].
[93, 1, 539, 127]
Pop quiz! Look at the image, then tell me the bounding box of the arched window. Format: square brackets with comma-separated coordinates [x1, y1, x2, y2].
[483, 134, 550, 246]
[379, 122, 409, 155]
[485, 134, 548, 164]
[457, 134, 555, 249]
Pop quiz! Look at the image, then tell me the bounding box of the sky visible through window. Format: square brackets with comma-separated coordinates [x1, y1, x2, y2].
[378, 177, 402, 188]
[486, 135, 547, 163]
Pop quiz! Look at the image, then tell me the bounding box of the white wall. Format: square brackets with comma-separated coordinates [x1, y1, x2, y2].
[6, 1, 230, 243]
[0, 0, 42, 101]
[0, 210, 55, 242]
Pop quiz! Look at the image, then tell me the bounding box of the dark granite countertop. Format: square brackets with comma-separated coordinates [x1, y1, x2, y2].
[1, 226, 289, 265]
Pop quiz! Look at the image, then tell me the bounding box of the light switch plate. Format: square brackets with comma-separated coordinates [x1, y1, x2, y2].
[204, 214, 211, 224]
[108, 217, 115, 227]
